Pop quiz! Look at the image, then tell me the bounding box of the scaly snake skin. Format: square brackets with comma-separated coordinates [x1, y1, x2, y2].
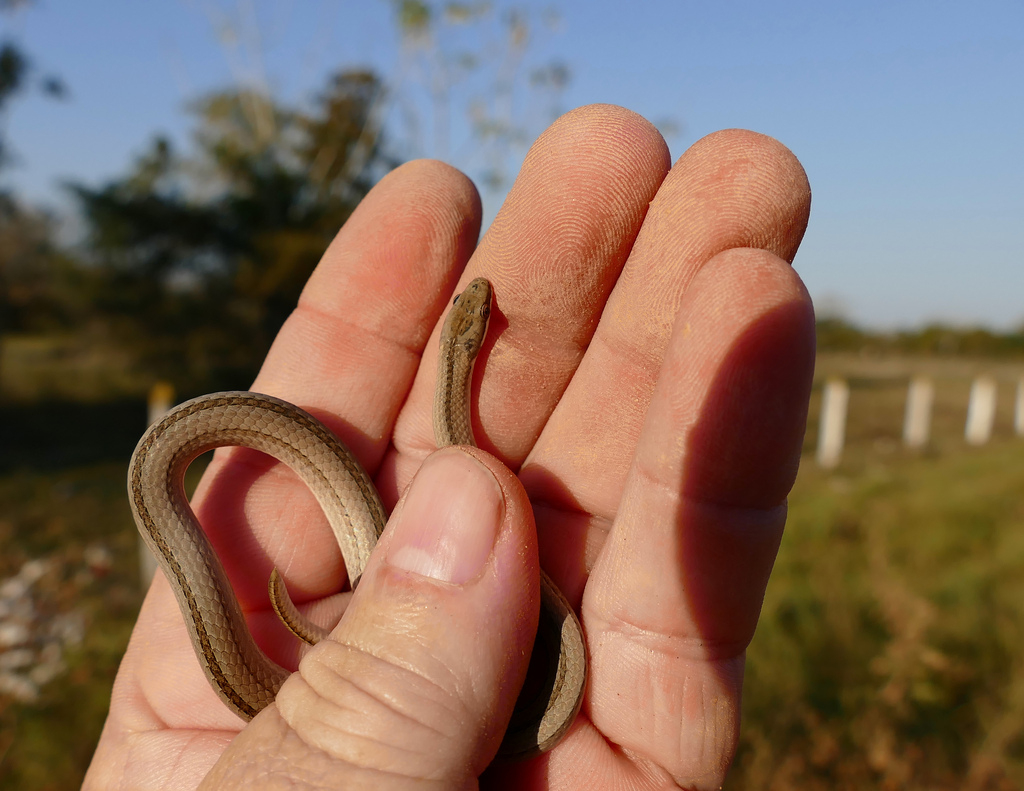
[129, 277, 586, 760]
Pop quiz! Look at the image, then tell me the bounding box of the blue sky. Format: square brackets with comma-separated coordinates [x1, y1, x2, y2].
[2, 0, 1022, 329]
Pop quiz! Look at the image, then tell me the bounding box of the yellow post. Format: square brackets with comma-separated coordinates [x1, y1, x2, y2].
[140, 382, 175, 587]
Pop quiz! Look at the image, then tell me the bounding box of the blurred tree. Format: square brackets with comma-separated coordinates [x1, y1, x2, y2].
[0, 202, 81, 331]
[815, 317, 868, 353]
[815, 317, 1024, 359]
[388, 0, 572, 198]
[0, 0, 67, 180]
[70, 69, 396, 391]
[0, 0, 68, 392]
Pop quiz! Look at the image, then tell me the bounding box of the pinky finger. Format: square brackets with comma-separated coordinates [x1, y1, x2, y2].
[582, 247, 815, 788]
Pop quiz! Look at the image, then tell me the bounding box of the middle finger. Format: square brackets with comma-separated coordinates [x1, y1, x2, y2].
[520, 128, 812, 600]
[388, 105, 670, 483]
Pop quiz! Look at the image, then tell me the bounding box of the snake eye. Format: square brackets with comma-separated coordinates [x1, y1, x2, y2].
[452, 294, 461, 306]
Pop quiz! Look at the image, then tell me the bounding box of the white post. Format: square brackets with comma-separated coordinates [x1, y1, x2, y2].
[903, 376, 934, 449]
[139, 382, 175, 587]
[965, 376, 997, 446]
[817, 377, 849, 469]
[1015, 377, 1024, 437]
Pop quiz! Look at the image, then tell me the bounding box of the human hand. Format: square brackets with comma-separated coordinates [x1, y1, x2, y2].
[85, 104, 814, 790]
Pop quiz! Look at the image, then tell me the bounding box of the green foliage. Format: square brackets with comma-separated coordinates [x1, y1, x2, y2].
[896, 325, 1024, 358]
[0, 203, 86, 334]
[0, 0, 68, 349]
[0, 41, 26, 107]
[817, 318, 1024, 359]
[815, 318, 872, 352]
[69, 70, 396, 392]
[0, 1, 66, 171]
[395, 0, 433, 34]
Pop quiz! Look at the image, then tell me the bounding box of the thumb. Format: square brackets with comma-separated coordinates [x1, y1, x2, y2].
[201, 447, 539, 789]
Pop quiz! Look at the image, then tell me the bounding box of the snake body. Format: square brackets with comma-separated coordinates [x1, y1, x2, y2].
[129, 277, 586, 759]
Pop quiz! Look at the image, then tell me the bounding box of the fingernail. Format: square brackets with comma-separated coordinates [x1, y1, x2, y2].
[386, 449, 504, 585]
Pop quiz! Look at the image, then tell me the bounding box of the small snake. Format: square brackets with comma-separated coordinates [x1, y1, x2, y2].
[128, 277, 586, 760]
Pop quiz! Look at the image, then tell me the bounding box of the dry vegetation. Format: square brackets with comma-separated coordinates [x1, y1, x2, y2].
[1, 352, 1023, 788]
[729, 439, 1024, 790]
[726, 354, 1024, 790]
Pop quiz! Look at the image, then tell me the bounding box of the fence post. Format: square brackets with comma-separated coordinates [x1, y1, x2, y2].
[139, 382, 175, 588]
[903, 376, 934, 449]
[1016, 377, 1024, 437]
[965, 376, 997, 446]
[817, 377, 849, 469]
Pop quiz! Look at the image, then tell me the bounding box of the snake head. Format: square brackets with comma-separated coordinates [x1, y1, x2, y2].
[444, 277, 493, 359]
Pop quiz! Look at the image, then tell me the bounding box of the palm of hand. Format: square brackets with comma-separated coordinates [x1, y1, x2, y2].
[86, 105, 813, 790]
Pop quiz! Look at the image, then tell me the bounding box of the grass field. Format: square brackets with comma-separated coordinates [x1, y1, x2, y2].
[1, 353, 1023, 788]
[729, 440, 1024, 790]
